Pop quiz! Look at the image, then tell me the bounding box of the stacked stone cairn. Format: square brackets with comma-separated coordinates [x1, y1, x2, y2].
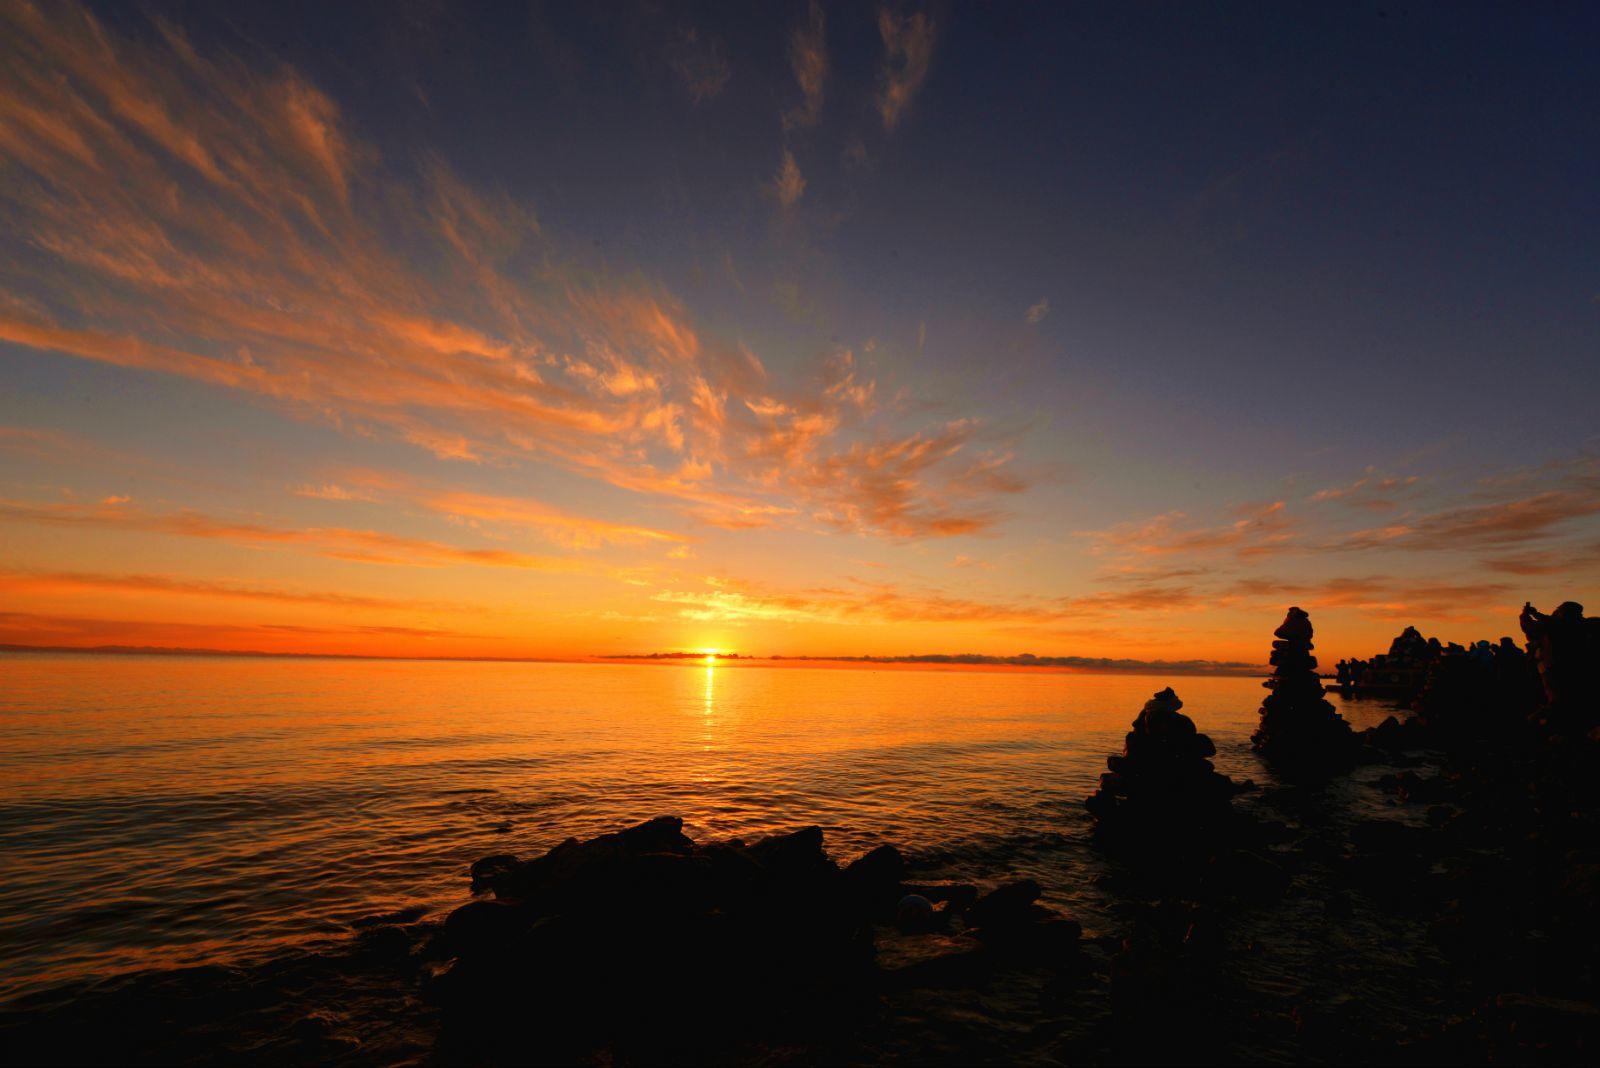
[1086, 687, 1243, 850]
[1251, 606, 1357, 770]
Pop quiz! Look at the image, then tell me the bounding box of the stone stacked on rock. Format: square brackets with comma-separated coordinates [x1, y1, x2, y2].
[1085, 687, 1243, 848]
[1251, 607, 1357, 771]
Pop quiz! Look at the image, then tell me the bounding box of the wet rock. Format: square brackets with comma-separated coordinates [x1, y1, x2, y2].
[965, 878, 1042, 930]
[443, 898, 530, 958]
[900, 881, 979, 912]
[876, 932, 991, 990]
[1252, 607, 1358, 774]
[468, 853, 517, 894]
[842, 844, 906, 907]
[746, 825, 834, 882]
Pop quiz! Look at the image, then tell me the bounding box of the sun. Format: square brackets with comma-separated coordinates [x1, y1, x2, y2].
[699, 647, 721, 664]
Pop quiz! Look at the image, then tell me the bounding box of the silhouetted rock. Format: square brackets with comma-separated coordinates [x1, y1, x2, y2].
[965, 878, 1042, 930]
[439, 816, 1088, 1061]
[1085, 687, 1245, 854]
[1251, 607, 1357, 773]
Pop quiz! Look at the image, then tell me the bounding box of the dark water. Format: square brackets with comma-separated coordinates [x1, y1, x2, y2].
[1, 653, 1418, 1060]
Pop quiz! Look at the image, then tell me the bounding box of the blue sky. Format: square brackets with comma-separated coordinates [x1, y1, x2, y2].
[0, 1, 1595, 661]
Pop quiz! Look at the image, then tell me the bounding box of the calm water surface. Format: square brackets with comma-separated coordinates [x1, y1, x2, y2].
[0, 654, 1391, 1007]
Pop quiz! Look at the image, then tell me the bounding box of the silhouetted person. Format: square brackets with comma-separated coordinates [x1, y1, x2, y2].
[1519, 601, 1600, 738]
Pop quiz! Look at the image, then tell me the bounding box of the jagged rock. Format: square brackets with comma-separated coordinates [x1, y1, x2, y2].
[1251, 607, 1357, 773]
[746, 825, 834, 882]
[843, 844, 905, 891]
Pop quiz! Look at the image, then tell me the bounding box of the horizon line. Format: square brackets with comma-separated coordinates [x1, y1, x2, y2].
[0, 642, 1269, 676]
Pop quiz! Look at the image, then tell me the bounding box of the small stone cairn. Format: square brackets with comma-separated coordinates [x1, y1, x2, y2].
[1251, 606, 1356, 769]
[1086, 687, 1243, 847]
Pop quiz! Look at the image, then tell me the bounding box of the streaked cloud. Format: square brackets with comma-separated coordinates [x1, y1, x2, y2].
[0, 497, 610, 574]
[0, 610, 491, 649]
[293, 483, 379, 503]
[0, 3, 1016, 542]
[1308, 468, 1421, 510]
[771, 149, 806, 208]
[664, 26, 731, 103]
[877, 6, 937, 131]
[1084, 500, 1295, 559]
[0, 567, 459, 612]
[652, 575, 1204, 628]
[783, 2, 828, 130]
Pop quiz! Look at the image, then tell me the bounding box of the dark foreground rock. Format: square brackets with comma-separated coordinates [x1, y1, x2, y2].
[432, 816, 1088, 1063]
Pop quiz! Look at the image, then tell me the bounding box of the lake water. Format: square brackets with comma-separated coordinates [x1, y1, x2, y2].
[0, 653, 1392, 1009]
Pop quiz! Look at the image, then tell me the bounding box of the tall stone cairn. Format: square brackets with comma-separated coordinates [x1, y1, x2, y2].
[1086, 687, 1241, 843]
[1251, 606, 1356, 767]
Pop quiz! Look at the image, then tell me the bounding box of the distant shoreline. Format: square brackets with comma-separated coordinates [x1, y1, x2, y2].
[0, 642, 1267, 677]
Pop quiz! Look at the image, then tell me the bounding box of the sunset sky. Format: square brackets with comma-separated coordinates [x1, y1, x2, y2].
[1, 1, 1596, 666]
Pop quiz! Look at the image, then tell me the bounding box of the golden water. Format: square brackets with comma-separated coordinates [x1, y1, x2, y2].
[0, 654, 1391, 1006]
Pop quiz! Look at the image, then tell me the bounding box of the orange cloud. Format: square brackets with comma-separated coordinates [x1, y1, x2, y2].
[0, 610, 492, 651]
[0, 497, 605, 573]
[1336, 488, 1600, 552]
[421, 491, 688, 549]
[1308, 469, 1421, 510]
[0, 2, 1017, 542]
[650, 575, 1203, 628]
[1084, 500, 1296, 559]
[0, 568, 459, 611]
[877, 7, 937, 131]
[783, 2, 828, 130]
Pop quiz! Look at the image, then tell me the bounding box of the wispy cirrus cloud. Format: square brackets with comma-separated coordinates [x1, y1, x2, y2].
[1084, 453, 1600, 567]
[0, 497, 620, 574]
[651, 575, 1203, 628]
[664, 26, 731, 103]
[1308, 468, 1421, 510]
[0, 567, 460, 612]
[0, 2, 1017, 541]
[1334, 486, 1600, 553]
[0, 610, 492, 649]
[877, 6, 937, 131]
[1083, 501, 1296, 559]
[771, 149, 806, 208]
[1217, 573, 1519, 624]
[783, 2, 828, 130]
[293, 483, 379, 503]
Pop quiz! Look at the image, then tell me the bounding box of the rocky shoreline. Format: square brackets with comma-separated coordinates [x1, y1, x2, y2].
[2, 602, 1596, 1065]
